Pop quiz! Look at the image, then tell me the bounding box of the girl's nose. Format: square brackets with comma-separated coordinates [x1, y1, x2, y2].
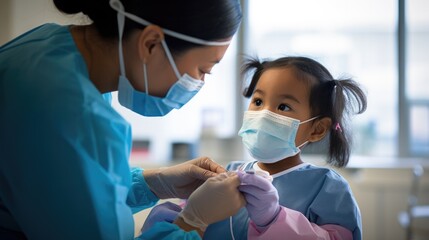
[262, 104, 276, 113]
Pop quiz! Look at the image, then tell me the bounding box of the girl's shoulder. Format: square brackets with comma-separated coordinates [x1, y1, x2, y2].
[293, 164, 350, 185]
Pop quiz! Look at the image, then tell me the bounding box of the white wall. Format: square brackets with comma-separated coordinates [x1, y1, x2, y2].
[0, 0, 11, 45]
[339, 167, 429, 240]
[1, 0, 88, 45]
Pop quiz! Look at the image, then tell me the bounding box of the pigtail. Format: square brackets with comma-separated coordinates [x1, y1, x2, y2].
[241, 56, 264, 98]
[328, 79, 367, 167]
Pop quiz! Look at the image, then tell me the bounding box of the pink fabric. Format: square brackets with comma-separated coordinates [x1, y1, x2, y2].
[248, 207, 353, 240]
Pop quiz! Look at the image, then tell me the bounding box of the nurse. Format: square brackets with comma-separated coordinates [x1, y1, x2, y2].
[0, 0, 243, 239]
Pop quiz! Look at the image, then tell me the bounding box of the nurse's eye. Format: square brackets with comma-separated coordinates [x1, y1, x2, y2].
[278, 104, 291, 111]
[199, 69, 212, 75]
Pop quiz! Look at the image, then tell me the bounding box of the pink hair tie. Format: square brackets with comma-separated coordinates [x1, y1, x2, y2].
[334, 122, 342, 132]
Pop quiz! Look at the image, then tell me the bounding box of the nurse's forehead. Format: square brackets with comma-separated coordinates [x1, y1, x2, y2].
[184, 45, 229, 62]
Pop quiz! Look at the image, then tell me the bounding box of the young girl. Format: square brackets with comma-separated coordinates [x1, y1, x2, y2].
[203, 56, 367, 239]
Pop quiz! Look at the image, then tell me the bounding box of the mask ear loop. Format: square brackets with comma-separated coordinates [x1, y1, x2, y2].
[299, 116, 319, 125]
[297, 141, 309, 149]
[296, 116, 320, 149]
[112, 0, 150, 95]
[143, 63, 149, 95]
[112, 0, 126, 77]
[160, 40, 181, 79]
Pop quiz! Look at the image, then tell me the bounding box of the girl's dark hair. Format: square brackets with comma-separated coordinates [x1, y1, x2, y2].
[242, 56, 367, 167]
[53, 0, 242, 55]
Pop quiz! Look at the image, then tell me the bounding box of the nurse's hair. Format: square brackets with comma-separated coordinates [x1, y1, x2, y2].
[242, 56, 367, 167]
[53, 0, 242, 54]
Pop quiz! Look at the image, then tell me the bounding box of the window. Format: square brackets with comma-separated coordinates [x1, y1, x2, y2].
[407, 0, 429, 156]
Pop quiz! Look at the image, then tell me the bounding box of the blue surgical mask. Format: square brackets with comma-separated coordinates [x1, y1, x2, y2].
[238, 110, 318, 163]
[110, 0, 231, 116]
[117, 40, 204, 116]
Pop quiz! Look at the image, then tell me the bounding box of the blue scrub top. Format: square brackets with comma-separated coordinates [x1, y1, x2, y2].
[204, 161, 362, 240]
[0, 24, 200, 239]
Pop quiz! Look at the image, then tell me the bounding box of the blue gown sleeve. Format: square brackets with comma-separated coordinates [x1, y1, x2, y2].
[128, 169, 201, 239]
[128, 168, 159, 214]
[308, 171, 363, 240]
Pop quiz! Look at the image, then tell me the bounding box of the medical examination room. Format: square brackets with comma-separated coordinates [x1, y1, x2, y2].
[1, 0, 428, 239]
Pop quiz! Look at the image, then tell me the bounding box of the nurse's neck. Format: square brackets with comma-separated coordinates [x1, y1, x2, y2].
[257, 155, 304, 175]
[70, 25, 120, 94]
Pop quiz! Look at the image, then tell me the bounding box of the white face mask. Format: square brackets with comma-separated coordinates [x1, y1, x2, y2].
[109, 0, 232, 116]
[238, 110, 318, 163]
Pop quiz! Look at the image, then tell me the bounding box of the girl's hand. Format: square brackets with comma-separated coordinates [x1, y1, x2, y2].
[238, 171, 281, 230]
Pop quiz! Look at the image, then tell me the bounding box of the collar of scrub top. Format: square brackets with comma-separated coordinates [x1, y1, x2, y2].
[109, 0, 232, 78]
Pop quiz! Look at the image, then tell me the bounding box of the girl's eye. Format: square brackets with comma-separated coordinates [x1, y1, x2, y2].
[253, 98, 262, 106]
[278, 104, 290, 111]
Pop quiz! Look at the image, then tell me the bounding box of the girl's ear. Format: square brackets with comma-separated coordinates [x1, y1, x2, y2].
[137, 25, 164, 63]
[309, 117, 332, 142]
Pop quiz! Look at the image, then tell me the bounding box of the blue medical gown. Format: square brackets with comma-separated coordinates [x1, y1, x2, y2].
[0, 24, 199, 239]
[204, 161, 362, 240]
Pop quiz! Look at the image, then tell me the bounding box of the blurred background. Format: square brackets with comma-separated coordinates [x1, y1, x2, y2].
[1, 0, 428, 239]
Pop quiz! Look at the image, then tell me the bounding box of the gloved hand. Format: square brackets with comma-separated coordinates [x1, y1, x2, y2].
[238, 171, 280, 229]
[143, 157, 226, 199]
[141, 201, 182, 233]
[177, 172, 245, 231]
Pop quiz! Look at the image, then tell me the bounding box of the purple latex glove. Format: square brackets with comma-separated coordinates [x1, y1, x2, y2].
[238, 171, 280, 229]
[141, 201, 182, 233]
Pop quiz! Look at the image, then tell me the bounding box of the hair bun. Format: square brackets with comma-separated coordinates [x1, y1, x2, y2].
[53, 0, 87, 15]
